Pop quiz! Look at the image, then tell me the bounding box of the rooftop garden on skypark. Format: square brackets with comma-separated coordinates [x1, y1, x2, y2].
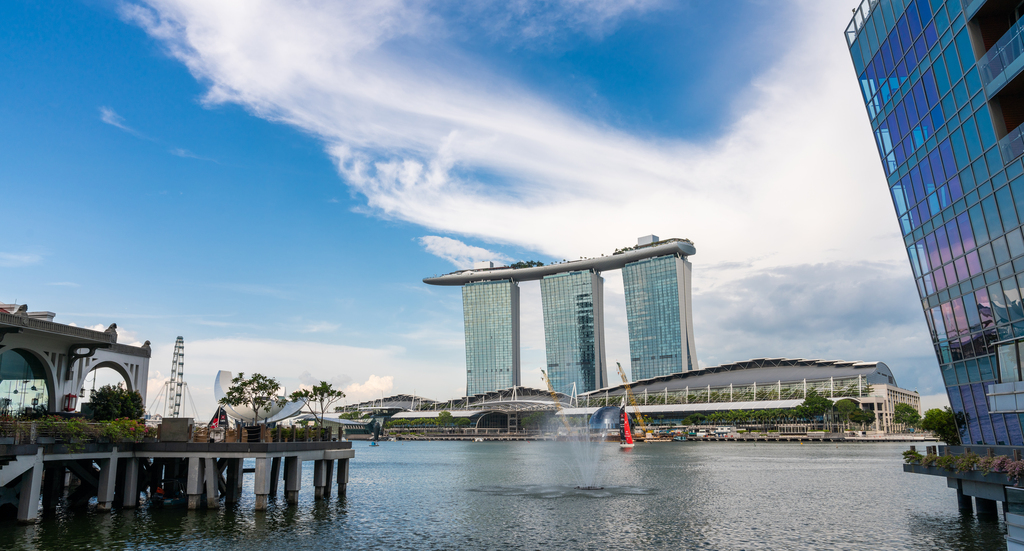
[436, 237, 696, 276]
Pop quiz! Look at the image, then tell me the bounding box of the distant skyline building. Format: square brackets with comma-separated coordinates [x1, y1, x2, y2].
[425, 236, 697, 396]
[540, 270, 607, 395]
[623, 254, 697, 379]
[846, 0, 1024, 446]
[463, 280, 520, 396]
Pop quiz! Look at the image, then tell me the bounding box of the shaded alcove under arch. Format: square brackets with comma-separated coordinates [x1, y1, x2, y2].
[0, 348, 53, 415]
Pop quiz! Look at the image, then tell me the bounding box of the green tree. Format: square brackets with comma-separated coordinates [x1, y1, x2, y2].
[920, 407, 961, 445]
[89, 384, 145, 421]
[290, 381, 346, 427]
[437, 410, 454, 427]
[893, 403, 921, 430]
[219, 372, 285, 425]
[798, 390, 833, 428]
[835, 399, 859, 429]
[522, 411, 552, 430]
[849, 408, 876, 429]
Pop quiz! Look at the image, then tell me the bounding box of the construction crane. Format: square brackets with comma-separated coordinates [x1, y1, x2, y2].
[165, 337, 185, 418]
[616, 362, 650, 439]
[540, 370, 573, 433]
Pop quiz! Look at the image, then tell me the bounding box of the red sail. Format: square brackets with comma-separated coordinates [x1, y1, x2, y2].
[622, 409, 633, 445]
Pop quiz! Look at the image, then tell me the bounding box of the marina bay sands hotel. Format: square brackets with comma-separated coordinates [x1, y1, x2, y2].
[423, 236, 698, 396]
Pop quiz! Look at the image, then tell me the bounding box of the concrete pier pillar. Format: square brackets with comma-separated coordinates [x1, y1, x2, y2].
[96, 448, 119, 513]
[269, 457, 281, 498]
[314, 460, 326, 500]
[42, 465, 65, 512]
[186, 457, 205, 510]
[225, 459, 243, 504]
[324, 460, 334, 498]
[284, 456, 301, 504]
[17, 449, 44, 523]
[254, 458, 272, 511]
[205, 457, 218, 509]
[956, 480, 973, 514]
[976, 497, 999, 515]
[122, 458, 139, 508]
[337, 458, 349, 497]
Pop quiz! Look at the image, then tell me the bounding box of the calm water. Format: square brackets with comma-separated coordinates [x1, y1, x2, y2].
[2, 441, 1009, 550]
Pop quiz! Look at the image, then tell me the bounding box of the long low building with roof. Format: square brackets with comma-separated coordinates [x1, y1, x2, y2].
[559, 357, 921, 433]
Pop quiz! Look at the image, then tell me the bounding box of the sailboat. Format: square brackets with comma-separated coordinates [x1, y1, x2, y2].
[620, 407, 635, 449]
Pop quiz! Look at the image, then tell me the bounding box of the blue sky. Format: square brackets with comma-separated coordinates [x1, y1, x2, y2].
[0, 0, 947, 417]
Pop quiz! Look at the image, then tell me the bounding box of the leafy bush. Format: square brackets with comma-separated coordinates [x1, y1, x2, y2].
[902, 449, 924, 464]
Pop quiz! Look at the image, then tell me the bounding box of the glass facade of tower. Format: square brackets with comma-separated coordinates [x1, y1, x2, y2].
[622, 254, 697, 380]
[847, 0, 1024, 445]
[463, 280, 520, 395]
[540, 270, 607, 395]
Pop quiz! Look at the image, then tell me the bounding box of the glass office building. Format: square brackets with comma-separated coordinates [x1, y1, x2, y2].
[463, 280, 520, 395]
[540, 270, 608, 395]
[622, 254, 697, 380]
[847, 0, 1024, 445]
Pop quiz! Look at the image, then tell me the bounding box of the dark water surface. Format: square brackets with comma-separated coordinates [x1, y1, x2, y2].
[2, 441, 1008, 550]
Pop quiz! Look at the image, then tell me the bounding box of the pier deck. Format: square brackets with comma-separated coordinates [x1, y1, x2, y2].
[0, 440, 354, 523]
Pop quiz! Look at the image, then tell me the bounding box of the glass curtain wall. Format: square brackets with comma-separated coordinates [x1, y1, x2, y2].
[847, 0, 1024, 445]
[463, 280, 520, 395]
[622, 254, 697, 380]
[540, 270, 607, 395]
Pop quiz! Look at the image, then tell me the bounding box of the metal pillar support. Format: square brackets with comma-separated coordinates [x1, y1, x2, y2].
[224, 459, 242, 504]
[314, 460, 327, 500]
[976, 497, 999, 515]
[956, 479, 974, 514]
[254, 458, 272, 511]
[186, 457, 204, 510]
[205, 457, 218, 509]
[122, 458, 139, 508]
[96, 447, 119, 512]
[337, 457, 350, 497]
[284, 456, 301, 504]
[269, 457, 281, 498]
[17, 449, 44, 523]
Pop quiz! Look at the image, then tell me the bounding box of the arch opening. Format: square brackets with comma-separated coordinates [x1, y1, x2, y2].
[0, 349, 51, 416]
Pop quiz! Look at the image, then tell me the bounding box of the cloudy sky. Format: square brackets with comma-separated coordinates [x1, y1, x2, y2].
[0, 0, 948, 418]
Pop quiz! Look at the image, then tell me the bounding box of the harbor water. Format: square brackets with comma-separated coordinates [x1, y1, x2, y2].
[3, 441, 1007, 550]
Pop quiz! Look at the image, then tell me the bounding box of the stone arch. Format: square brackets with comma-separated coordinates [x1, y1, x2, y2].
[83, 360, 135, 394]
[1, 348, 56, 413]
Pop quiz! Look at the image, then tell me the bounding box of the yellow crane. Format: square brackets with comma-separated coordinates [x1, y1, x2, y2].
[540, 370, 574, 433]
[616, 362, 650, 439]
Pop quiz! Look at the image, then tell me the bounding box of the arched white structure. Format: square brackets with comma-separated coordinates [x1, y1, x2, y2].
[214, 370, 305, 424]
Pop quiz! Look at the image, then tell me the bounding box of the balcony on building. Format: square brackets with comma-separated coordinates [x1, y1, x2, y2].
[968, 0, 1024, 162]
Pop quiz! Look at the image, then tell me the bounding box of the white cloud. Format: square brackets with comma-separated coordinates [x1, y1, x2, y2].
[300, 321, 340, 333]
[344, 374, 395, 402]
[419, 236, 512, 269]
[122, 1, 896, 280]
[99, 106, 145, 137]
[0, 252, 42, 267]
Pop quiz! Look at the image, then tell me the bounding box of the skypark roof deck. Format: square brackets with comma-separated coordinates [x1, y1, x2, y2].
[423, 238, 696, 286]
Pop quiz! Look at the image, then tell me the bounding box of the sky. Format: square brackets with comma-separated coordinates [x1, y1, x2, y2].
[0, 0, 950, 419]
